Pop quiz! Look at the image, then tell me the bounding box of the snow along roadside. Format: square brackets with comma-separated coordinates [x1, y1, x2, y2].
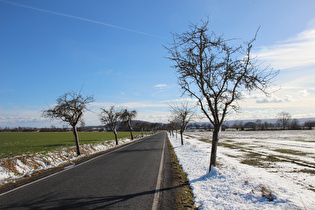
[0, 136, 148, 185]
[168, 133, 314, 209]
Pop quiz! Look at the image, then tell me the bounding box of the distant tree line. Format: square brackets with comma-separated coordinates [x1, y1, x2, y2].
[184, 119, 315, 131]
[229, 119, 315, 131]
[0, 121, 167, 133]
[176, 111, 314, 131]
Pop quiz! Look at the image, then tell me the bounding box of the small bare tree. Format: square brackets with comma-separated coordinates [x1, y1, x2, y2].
[168, 116, 180, 137]
[277, 111, 291, 130]
[120, 109, 137, 140]
[166, 20, 278, 172]
[169, 101, 195, 145]
[43, 91, 95, 156]
[100, 106, 121, 145]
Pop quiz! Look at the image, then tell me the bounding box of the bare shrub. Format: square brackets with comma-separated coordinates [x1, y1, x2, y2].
[260, 186, 276, 201]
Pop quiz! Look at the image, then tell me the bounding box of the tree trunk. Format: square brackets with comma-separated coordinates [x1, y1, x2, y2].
[209, 126, 220, 172]
[128, 122, 134, 140]
[72, 125, 81, 156]
[180, 130, 184, 145]
[113, 129, 118, 145]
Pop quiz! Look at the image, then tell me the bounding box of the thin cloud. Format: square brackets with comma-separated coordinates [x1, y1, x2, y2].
[0, 0, 164, 39]
[299, 89, 309, 97]
[162, 98, 197, 104]
[231, 108, 283, 121]
[154, 84, 168, 89]
[137, 111, 170, 123]
[91, 101, 168, 109]
[256, 26, 315, 70]
[256, 95, 293, 104]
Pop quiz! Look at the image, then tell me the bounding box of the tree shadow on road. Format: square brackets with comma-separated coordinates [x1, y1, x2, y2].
[1, 185, 184, 210]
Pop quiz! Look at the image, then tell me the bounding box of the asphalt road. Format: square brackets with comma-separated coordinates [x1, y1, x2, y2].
[0, 132, 175, 209]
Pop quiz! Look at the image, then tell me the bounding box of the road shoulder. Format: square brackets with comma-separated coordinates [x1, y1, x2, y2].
[159, 134, 197, 209]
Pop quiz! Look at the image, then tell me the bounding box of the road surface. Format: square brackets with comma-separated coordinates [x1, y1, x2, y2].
[0, 132, 175, 209]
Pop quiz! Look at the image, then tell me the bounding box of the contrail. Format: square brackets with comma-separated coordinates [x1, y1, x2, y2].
[0, 0, 165, 39]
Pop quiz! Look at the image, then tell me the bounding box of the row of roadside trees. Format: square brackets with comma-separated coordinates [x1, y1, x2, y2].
[42, 91, 139, 156]
[39, 91, 172, 156]
[100, 106, 137, 145]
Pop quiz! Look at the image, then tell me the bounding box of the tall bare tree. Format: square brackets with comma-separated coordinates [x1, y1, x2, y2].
[100, 106, 121, 145]
[43, 91, 95, 156]
[169, 101, 195, 145]
[165, 20, 278, 172]
[120, 108, 137, 140]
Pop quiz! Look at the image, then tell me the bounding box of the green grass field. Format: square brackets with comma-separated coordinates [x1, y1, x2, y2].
[0, 132, 145, 158]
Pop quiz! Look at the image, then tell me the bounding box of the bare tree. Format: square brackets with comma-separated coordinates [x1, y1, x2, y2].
[256, 119, 262, 130]
[165, 20, 278, 172]
[277, 111, 291, 130]
[100, 106, 121, 145]
[232, 120, 244, 131]
[169, 101, 195, 145]
[290, 118, 300, 130]
[79, 120, 86, 132]
[43, 91, 95, 156]
[120, 108, 137, 140]
[168, 116, 180, 137]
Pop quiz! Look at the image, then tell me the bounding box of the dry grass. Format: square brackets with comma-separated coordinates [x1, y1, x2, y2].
[167, 136, 198, 209]
[249, 185, 276, 202]
[1, 158, 19, 175]
[291, 169, 315, 175]
[274, 149, 309, 156]
[19, 155, 41, 170]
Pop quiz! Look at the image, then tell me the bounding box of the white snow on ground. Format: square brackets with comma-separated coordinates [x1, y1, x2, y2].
[168, 130, 315, 209]
[0, 137, 148, 185]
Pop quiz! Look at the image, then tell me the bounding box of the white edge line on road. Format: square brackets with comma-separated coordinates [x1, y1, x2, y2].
[152, 133, 166, 210]
[0, 136, 151, 197]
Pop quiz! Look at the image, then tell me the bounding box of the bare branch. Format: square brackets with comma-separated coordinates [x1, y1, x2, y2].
[99, 106, 122, 144]
[42, 91, 94, 127]
[42, 90, 95, 156]
[165, 20, 278, 172]
[169, 100, 195, 145]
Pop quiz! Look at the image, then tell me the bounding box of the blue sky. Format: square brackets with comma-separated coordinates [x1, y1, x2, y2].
[1, 0, 315, 127]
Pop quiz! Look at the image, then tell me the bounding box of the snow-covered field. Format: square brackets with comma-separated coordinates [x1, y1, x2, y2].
[168, 130, 315, 209]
